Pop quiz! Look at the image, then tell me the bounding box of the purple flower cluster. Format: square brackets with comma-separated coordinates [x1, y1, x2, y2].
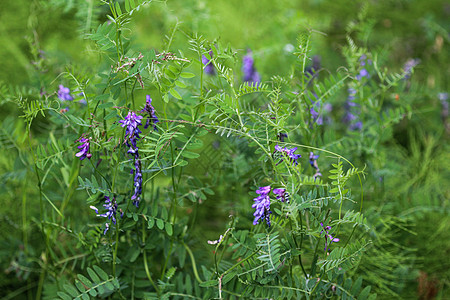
[344, 87, 362, 131]
[274, 145, 301, 165]
[403, 58, 420, 80]
[90, 196, 122, 235]
[273, 188, 289, 203]
[252, 186, 289, 226]
[252, 186, 272, 226]
[140, 95, 159, 130]
[58, 85, 74, 101]
[356, 54, 371, 81]
[242, 50, 261, 84]
[75, 137, 91, 160]
[277, 132, 288, 142]
[309, 152, 322, 178]
[119, 111, 144, 207]
[202, 50, 215, 75]
[320, 222, 339, 252]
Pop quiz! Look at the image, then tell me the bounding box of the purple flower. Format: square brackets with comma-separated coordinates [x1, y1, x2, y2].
[119, 112, 143, 143]
[356, 68, 369, 81]
[344, 87, 362, 131]
[350, 121, 363, 131]
[131, 160, 143, 207]
[403, 58, 420, 79]
[90, 196, 122, 235]
[119, 111, 144, 207]
[347, 88, 357, 101]
[140, 95, 159, 130]
[274, 145, 301, 165]
[277, 132, 288, 142]
[58, 85, 74, 101]
[242, 50, 261, 84]
[309, 152, 319, 167]
[310, 101, 323, 125]
[252, 186, 272, 226]
[320, 222, 339, 252]
[78, 93, 87, 105]
[202, 50, 215, 75]
[75, 137, 91, 160]
[309, 152, 322, 178]
[273, 188, 289, 203]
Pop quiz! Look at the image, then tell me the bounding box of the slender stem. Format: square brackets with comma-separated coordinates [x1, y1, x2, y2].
[182, 241, 203, 283]
[142, 221, 159, 293]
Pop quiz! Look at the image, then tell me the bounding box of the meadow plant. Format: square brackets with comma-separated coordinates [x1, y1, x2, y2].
[1, 1, 447, 299]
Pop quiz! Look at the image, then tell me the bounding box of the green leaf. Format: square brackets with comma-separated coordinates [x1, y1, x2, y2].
[95, 94, 110, 101]
[182, 151, 200, 159]
[88, 288, 98, 297]
[180, 72, 195, 78]
[177, 160, 188, 166]
[169, 88, 182, 100]
[105, 281, 114, 290]
[57, 292, 72, 300]
[87, 267, 99, 283]
[148, 218, 155, 229]
[165, 223, 173, 236]
[98, 102, 113, 109]
[81, 293, 89, 300]
[115, 2, 122, 15]
[199, 280, 217, 287]
[156, 218, 164, 230]
[93, 265, 109, 281]
[175, 80, 187, 88]
[77, 274, 93, 289]
[75, 280, 86, 293]
[358, 286, 371, 300]
[63, 284, 78, 297]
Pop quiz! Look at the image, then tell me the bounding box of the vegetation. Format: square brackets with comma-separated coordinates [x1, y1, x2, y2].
[0, 0, 448, 299]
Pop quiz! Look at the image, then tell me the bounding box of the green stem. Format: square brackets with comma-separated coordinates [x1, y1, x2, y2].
[142, 221, 159, 293]
[182, 241, 203, 283]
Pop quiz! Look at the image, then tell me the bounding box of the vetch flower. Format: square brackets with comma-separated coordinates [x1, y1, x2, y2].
[274, 145, 301, 165]
[202, 50, 215, 75]
[356, 68, 369, 81]
[90, 196, 122, 235]
[273, 188, 289, 203]
[320, 222, 339, 252]
[57, 85, 74, 101]
[119, 111, 143, 144]
[140, 95, 159, 130]
[309, 152, 322, 178]
[252, 186, 272, 226]
[131, 159, 143, 207]
[343, 87, 363, 131]
[403, 58, 420, 79]
[119, 111, 144, 207]
[242, 50, 261, 84]
[277, 132, 288, 142]
[75, 137, 91, 160]
[309, 152, 319, 168]
[310, 100, 323, 125]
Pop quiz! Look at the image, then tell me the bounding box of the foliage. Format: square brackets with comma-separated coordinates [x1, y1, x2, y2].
[0, 0, 448, 299]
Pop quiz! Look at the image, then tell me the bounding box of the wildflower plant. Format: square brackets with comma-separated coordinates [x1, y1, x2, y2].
[2, 1, 445, 300]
